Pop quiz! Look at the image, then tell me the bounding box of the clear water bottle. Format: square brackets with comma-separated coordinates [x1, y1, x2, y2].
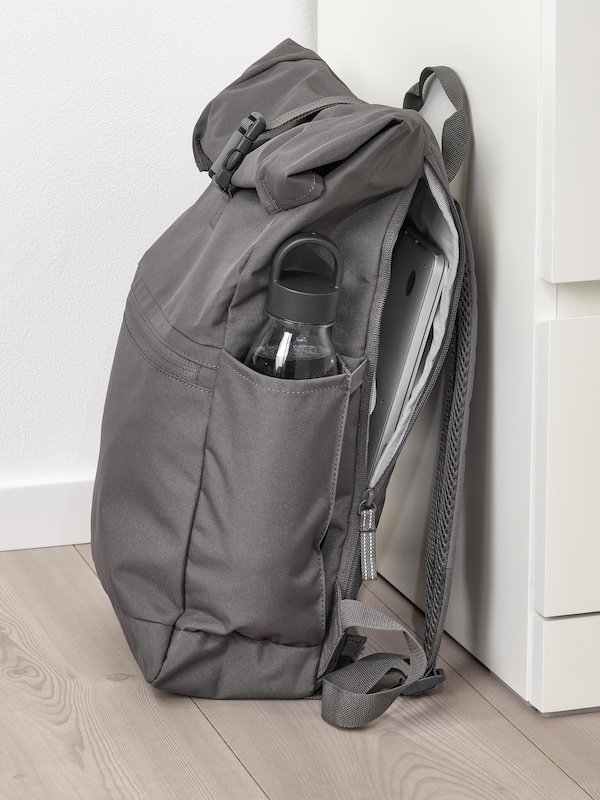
[245, 232, 344, 380]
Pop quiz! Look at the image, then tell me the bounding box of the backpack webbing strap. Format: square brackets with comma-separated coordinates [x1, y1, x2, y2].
[403, 66, 471, 183]
[321, 599, 426, 728]
[421, 203, 476, 674]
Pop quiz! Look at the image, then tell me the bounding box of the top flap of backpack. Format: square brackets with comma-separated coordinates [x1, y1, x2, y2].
[193, 40, 354, 172]
[193, 40, 430, 214]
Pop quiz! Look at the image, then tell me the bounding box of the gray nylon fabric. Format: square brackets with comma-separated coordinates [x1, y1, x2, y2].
[91, 39, 476, 728]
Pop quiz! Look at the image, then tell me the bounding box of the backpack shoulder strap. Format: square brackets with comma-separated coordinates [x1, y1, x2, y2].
[399, 66, 476, 680]
[321, 230, 476, 726]
[420, 200, 477, 675]
[403, 66, 471, 183]
[321, 70, 476, 725]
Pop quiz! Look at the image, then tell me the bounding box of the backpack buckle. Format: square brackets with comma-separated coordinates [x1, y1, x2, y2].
[402, 667, 446, 696]
[209, 112, 266, 193]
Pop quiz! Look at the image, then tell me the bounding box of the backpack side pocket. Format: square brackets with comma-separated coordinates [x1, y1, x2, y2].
[156, 351, 364, 698]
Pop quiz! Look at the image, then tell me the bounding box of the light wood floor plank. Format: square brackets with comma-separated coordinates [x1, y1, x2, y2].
[4, 544, 596, 800]
[74, 542, 95, 573]
[194, 589, 589, 800]
[367, 578, 600, 799]
[0, 546, 267, 800]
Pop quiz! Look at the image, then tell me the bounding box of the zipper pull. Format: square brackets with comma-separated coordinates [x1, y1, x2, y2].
[359, 489, 377, 581]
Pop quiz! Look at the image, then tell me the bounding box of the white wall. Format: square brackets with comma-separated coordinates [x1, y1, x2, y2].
[0, 1, 316, 548]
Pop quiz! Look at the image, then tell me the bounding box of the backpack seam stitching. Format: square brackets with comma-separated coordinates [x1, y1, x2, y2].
[125, 321, 214, 394]
[134, 277, 219, 368]
[281, 172, 318, 206]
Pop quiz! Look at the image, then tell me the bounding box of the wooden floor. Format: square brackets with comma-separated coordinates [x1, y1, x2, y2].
[1, 545, 599, 800]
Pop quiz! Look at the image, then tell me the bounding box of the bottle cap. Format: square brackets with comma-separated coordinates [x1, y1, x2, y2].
[266, 232, 344, 325]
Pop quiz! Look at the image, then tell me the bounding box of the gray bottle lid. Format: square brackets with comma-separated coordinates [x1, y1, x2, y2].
[266, 232, 344, 325]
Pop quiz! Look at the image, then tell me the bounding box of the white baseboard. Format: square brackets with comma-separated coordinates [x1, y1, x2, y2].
[0, 479, 94, 552]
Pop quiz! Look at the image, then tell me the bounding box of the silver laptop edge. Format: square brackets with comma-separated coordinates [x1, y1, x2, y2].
[367, 226, 447, 479]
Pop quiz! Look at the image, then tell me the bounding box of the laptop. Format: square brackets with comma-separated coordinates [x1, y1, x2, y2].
[367, 224, 447, 479]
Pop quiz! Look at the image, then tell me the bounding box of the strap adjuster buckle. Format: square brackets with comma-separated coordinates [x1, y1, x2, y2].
[209, 112, 266, 193]
[402, 667, 446, 696]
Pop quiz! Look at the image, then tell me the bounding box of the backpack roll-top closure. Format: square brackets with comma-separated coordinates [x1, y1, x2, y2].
[192, 39, 356, 172]
[232, 106, 427, 214]
[193, 40, 430, 214]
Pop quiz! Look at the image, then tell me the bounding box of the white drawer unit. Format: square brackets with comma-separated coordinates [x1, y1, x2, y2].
[535, 316, 600, 619]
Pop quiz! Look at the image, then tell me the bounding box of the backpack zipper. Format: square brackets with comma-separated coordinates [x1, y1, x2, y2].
[342, 169, 464, 592]
[256, 96, 361, 139]
[337, 188, 416, 590]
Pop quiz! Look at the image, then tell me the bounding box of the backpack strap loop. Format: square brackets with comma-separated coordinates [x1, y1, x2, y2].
[321, 599, 428, 728]
[403, 67, 471, 182]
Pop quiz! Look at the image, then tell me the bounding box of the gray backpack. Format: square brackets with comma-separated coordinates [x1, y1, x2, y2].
[91, 40, 476, 728]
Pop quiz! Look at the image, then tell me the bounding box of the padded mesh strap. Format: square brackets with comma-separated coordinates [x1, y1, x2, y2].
[321, 599, 426, 728]
[422, 204, 476, 673]
[403, 67, 471, 182]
